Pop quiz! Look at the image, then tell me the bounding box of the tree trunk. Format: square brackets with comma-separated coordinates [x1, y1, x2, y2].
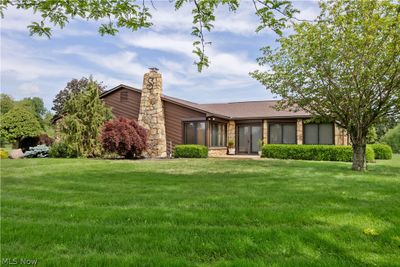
[352, 143, 367, 171]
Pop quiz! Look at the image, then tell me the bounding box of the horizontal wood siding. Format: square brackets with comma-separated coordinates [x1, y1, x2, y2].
[102, 87, 207, 146]
[164, 101, 206, 146]
[102, 89, 141, 120]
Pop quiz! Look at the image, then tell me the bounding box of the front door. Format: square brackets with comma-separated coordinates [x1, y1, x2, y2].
[237, 124, 262, 154]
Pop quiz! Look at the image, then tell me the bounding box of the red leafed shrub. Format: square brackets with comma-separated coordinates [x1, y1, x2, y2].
[101, 117, 147, 158]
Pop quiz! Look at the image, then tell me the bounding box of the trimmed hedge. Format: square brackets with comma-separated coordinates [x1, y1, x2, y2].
[370, 144, 392, 160]
[261, 144, 375, 162]
[174, 145, 208, 158]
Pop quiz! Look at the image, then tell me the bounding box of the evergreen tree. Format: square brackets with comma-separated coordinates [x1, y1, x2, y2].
[59, 78, 111, 157]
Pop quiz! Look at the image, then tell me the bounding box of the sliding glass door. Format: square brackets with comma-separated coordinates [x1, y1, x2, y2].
[237, 124, 262, 154]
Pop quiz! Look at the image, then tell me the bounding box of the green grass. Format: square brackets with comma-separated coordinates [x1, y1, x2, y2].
[1, 156, 400, 266]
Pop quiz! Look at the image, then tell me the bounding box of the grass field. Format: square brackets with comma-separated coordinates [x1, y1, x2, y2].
[1, 156, 400, 266]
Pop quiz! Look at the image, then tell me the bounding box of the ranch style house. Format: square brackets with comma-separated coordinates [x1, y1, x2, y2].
[99, 68, 349, 158]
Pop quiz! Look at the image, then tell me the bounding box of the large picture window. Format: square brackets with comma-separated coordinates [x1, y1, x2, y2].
[211, 123, 227, 147]
[269, 123, 296, 144]
[184, 122, 206, 145]
[304, 123, 333, 144]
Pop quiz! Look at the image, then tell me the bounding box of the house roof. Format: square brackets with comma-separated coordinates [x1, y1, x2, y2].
[100, 84, 311, 120]
[199, 101, 310, 119]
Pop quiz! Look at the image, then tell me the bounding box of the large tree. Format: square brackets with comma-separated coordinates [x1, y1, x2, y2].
[17, 97, 48, 128]
[0, 0, 299, 71]
[52, 77, 106, 115]
[0, 105, 42, 147]
[59, 78, 111, 157]
[18, 97, 46, 118]
[0, 93, 14, 114]
[251, 0, 400, 171]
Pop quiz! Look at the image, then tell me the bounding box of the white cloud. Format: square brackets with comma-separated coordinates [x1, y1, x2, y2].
[207, 51, 259, 77]
[17, 83, 40, 96]
[149, 3, 193, 33]
[59, 46, 148, 78]
[119, 29, 258, 77]
[0, 38, 85, 81]
[295, 1, 320, 21]
[119, 31, 195, 58]
[213, 3, 261, 36]
[148, 1, 269, 36]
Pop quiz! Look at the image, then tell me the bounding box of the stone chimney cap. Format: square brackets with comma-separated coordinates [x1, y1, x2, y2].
[149, 67, 159, 72]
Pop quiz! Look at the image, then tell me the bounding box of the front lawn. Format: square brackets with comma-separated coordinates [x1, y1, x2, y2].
[1, 156, 400, 266]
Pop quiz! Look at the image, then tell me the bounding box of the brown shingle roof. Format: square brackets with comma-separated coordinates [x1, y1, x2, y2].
[198, 101, 310, 119]
[100, 84, 311, 120]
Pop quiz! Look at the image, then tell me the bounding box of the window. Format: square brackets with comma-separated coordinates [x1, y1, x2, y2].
[184, 122, 206, 145]
[211, 123, 227, 147]
[304, 123, 333, 144]
[269, 123, 296, 144]
[120, 91, 128, 102]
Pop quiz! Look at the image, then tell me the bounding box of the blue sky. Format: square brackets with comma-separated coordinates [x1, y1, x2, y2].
[1, 1, 319, 110]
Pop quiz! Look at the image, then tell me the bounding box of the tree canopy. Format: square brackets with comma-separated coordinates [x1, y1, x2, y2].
[52, 77, 106, 116]
[381, 123, 400, 153]
[0, 93, 14, 114]
[0, 94, 53, 137]
[58, 78, 111, 157]
[1, 0, 299, 71]
[251, 0, 400, 171]
[18, 97, 47, 118]
[0, 105, 42, 147]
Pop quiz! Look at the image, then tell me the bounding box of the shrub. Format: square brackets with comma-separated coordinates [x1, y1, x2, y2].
[381, 124, 400, 153]
[261, 144, 375, 162]
[366, 146, 375, 162]
[370, 144, 393, 160]
[49, 142, 78, 158]
[174, 145, 208, 158]
[24, 145, 49, 158]
[228, 140, 235, 148]
[101, 117, 147, 158]
[0, 105, 41, 147]
[0, 149, 9, 159]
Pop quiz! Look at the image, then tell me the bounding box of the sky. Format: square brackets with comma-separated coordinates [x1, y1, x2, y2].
[0, 0, 319, 111]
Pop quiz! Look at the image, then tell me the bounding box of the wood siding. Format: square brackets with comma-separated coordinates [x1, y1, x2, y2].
[164, 101, 206, 146]
[102, 87, 206, 147]
[102, 88, 141, 120]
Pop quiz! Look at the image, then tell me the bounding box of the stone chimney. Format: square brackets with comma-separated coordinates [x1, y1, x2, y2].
[138, 68, 167, 158]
